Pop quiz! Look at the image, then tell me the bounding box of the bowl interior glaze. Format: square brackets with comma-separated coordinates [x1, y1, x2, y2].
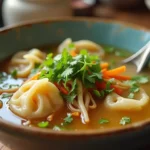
[0, 18, 150, 61]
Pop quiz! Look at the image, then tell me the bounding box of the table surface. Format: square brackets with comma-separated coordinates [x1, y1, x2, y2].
[1, 6, 150, 150]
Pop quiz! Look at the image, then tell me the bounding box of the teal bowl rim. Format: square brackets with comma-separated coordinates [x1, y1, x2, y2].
[0, 17, 150, 138]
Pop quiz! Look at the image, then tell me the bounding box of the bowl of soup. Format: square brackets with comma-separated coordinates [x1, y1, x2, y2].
[0, 18, 150, 150]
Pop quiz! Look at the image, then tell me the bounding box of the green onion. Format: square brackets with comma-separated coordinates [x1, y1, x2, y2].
[1, 93, 13, 98]
[11, 69, 17, 78]
[37, 121, 49, 128]
[120, 117, 131, 125]
[99, 118, 109, 124]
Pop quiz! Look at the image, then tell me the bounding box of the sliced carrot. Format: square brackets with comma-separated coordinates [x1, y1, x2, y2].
[100, 63, 109, 69]
[109, 75, 131, 81]
[104, 66, 126, 76]
[111, 85, 124, 95]
[54, 83, 69, 95]
[101, 68, 107, 73]
[70, 50, 77, 57]
[71, 112, 80, 117]
[26, 72, 40, 82]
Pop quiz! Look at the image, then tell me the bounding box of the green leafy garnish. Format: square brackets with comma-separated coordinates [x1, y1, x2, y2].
[11, 69, 17, 78]
[128, 93, 134, 99]
[104, 46, 129, 58]
[40, 49, 103, 102]
[37, 121, 49, 128]
[104, 46, 115, 53]
[62, 79, 77, 103]
[68, 43, 75, 49]
[30, 63, 40, 76]
[93, 90, 101, 97]
[114, 51, 128, 57]
[53, 125, 64, 131]
[99, 118, 109, 124]
[105, 82, 114, 94]
[132, 76, 149, 84]
[1, 93, 13, 98]
[120, 117, 131, 125]
[130, 84, 139, 93]
[64, 113, 73, 124]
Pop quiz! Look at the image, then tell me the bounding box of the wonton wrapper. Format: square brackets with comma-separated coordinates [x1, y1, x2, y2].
[105, 89, 149, 111]
[58, 38, 104, 57]
[9, 49, 46, 78]
[9, 78, 64, 119]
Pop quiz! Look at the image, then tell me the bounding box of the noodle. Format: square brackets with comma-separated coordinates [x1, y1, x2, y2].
[68, 80, 97, 123]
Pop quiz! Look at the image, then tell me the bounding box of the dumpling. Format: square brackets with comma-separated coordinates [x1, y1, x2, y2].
[74, 40, 104, 57]
[9, 49, 46, 78]
[104, 88, 149, 111]
[58, 38, 73, 53]
[58, 38, 104, 57]
[9, 78, 64, 119]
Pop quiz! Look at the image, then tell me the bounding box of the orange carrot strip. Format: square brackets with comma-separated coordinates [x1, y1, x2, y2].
[101, 68, 107, 73]
[54, 83, 69, 95]
[100, 63, 109, 69]
[109, 75, 131, 81]
[26, 72, 40, 82]
[71, 112, 80, 117]
[70, 50, 77, 57]
[104, 66, 126, 76]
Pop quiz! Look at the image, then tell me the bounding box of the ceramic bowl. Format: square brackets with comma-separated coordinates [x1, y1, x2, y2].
[0, 18, 150, 150]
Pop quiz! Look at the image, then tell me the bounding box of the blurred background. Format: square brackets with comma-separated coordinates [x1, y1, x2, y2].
[0, 0, 150, 28]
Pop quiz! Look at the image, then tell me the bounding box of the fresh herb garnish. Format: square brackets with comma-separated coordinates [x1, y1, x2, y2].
[93, 90, 101, 97]
[99, 118, 109, 124]
[40, 49, 103, 102]
[130, 84, 139, 93]
[11, 69, 17, 78]
[104, 46, 115, 53]
[120, 117, 131, 125]
[53, 125, 64, 131]
[62, 79, 77, 103]
[30, 63, 40, 77]
[128, 93, 134, 99]
[132, 76, 149, 84]
[1, 93, 13, 98]
[37, 121, 49, 128]
[0, 72, 8, 83]
[114, 51, 128, 57]
[64, 113, 73, 124]
[104, 46, 129, 58]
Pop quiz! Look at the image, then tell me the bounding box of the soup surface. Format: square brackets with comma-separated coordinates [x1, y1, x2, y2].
[0, 39, 149, 131]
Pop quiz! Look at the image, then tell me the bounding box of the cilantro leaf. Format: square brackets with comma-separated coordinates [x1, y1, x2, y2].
[130, 84, 139, 93]
[64, 113, 73, 124]
[53, 125, 65, 131]
[61, 68, 73, 78]
[120, 117, 131, 125]
[11, 69, 17, 78]
[1, 93, 13, 98]
[128, 93, 134, 99]
[99, 118, 109, 124]
[105, 82, 114, 94]
[132, 76, 149, 84]
[40, 49, 103, 103]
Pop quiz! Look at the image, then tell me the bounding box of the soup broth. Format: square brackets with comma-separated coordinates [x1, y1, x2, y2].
[0, 41, 150, 131]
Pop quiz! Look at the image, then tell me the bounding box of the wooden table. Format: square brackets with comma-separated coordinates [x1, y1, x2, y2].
[1, 6, 150, 150]
[95, 5, 150, 28]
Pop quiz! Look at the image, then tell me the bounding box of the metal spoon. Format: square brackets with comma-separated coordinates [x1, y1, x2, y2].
[122, 41, 150, 73]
